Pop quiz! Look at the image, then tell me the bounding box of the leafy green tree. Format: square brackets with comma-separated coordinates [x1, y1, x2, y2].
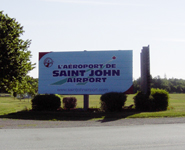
[12, 76, 38, 99]
[27, 77, 38, 97]
[133, 77, 141, 93]
[0, 11, 35, 92]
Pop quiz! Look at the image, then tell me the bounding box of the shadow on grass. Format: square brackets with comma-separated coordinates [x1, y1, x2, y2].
[98, 110, 141, 123]
[0, 108, 141, 122]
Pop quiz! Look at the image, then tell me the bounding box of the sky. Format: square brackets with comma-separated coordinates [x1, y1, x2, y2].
[1, 0, 185, 80]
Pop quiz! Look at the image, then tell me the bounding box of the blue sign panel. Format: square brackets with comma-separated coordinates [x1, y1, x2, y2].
[38, 50, 133, 94]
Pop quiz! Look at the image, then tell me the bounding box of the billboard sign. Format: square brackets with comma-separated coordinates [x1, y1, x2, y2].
[38, 50, 133, 94]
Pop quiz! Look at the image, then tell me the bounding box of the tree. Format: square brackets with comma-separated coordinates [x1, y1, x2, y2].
[13, 76, 38, 99]
[133, 77, 141, 93]
[133, 76, 185, 93]
[0, 11, 35, 92]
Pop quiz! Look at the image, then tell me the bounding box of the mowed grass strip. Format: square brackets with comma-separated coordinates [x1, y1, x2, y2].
[0, 94, 185, 119]
[0, 97, 31, 115]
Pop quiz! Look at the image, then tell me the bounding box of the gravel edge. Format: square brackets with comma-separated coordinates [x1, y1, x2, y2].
[0, 117, 185, 129]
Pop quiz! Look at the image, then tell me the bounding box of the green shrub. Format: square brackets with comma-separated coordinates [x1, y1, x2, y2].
[134, 88, 169, 111]
[100, 92, 127, 112]
[151, 88, 169, 111]
[134, 91, 155, 111]
[63, 97, 77, 110]
[31, 94, 61, 111]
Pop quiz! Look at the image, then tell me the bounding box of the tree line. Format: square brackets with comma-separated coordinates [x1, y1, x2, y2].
[133, 76, 185, 93]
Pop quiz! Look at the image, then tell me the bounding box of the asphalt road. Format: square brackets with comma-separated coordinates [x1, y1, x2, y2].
[0, 118, 185, 150]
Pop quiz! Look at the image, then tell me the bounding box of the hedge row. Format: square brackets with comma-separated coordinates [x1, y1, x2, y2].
[31, 88, 169, 112]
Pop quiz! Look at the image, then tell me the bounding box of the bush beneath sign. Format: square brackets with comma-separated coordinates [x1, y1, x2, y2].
[134, 88, 169, 111]
[100, 92, 127, 112]
[32, 94, 61, 111]
[63, 97, 77, 110]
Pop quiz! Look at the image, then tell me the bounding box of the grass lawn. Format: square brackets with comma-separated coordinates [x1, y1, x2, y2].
[0, 94, 185, 120]
[0, 97, 31, 115]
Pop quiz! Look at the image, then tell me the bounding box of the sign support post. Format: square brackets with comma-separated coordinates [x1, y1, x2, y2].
[140, 45, 151, 96]
[83, 94, 89, 111]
